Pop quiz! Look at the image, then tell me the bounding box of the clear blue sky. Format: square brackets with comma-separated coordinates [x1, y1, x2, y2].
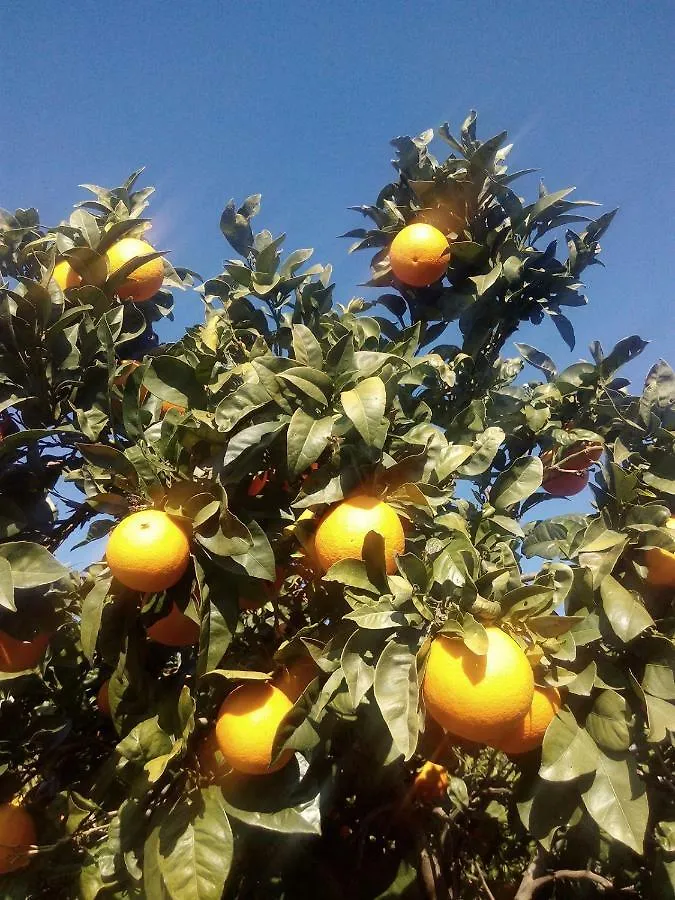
[1, 1, 673, 566]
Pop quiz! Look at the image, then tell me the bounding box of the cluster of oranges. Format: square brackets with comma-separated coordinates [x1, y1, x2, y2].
[52, 236, 165, 304]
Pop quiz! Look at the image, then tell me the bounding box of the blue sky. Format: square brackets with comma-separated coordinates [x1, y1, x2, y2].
[1, 1, 673, 567]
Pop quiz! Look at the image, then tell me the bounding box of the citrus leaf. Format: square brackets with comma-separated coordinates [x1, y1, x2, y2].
[585, 690, 631, 752]
[291, 324, 323, 369]
[0, 542, 68, 589]
[286, 410, 334, 478]
[0, 558, 15, 611]
[491, 455, 543, 509]
[373, 640, 419, 760]
[540, 709, 599, 782]
[581, 751, 648, 854]
[600, 574, 654, 643]
[158, 788, 233, 900]
[341, 376, 387, 449]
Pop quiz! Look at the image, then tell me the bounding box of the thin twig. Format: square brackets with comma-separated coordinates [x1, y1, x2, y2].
[475, 861, 496, 900]
[515, 848, 614, 899]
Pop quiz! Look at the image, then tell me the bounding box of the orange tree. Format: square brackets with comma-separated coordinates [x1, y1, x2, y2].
[0, 113, 673, 900]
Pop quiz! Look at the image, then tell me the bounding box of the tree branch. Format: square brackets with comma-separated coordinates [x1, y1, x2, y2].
[515, 848, 614, 899]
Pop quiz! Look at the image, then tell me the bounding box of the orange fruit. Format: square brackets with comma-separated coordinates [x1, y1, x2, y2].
[561, 440, 603, 469]
[540, 450, 589, 497]
[106, 509, 191, 593]
[146, 603, 200, 647]
[645, 517, 675, 588]
[52, 260, 82, 291]
[160, 401, 186, 417]
[215, 682, 293, 775]
[0, 631, 49, 673]
[113, 361, 149, 404]
[96, 681, 111, 717]
[0, 802, 36, 874]
[389, 223, 450, 288]
[423, 627, 534, 745]
[313, 494, 405, 575]
[413, 761, 450, 803]
[248, 470, 272, 497]
[104, 237, 164, 302]
[275, 656, 319, 702]
[496, 686, 561, 755]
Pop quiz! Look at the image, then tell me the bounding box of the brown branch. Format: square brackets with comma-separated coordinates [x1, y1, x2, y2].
[475, 861, 496, 900]
[515, 848, 614, 899]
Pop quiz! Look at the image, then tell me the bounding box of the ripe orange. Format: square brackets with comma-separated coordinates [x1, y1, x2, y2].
[215, 682, 293, 775]
[496, 686, 561, 755]
[106, 509, 191, 593]
[645, 517, 675, 588]
[160, 401, 186, 417]
[248, 470, 271, 497]
[52, 260, 82, 291]
[0, 631, 49, 673]
[275, 655, 319, 702]
[423, 627, 534, 745]
[561, 440, 603, 470]
[413, 761, 450, 803]
[105, 237, 164, 302]
[313, 494, 405, 574]
[96, 681, 111, 717]
[541, 450, 589, 497]
[389, 223, 450, 288]
[0, 802, 36, 874]
[146, 603, 200, 647]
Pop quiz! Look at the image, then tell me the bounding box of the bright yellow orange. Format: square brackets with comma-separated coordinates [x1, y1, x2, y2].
[53, 260, 82, 291]
[413, 761, 450, 803]
[645, 517, 675, 588]
[96, 681, 111, 717]
[106, 509, 190, 593]
[215, 683, 293, 775]
[0, 631, 49, 673]
[313, 494, 405, 574]
[496, 685, 561, 755]
[423, 627, 534, 745]
[389, 223, 450, 287]
[275, 656, 319, 702]
[105, 237, 164, 302]
[146, 603, 200, 647]
[0, 802, 36, 874]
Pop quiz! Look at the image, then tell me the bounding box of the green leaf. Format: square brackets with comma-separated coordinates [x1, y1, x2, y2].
[645, 694, 675, 743]
[518, 777, 583, 851]
[0, 558, 15, 611]
[600, 574, 654, 643]
[585, 690, 631, 752]
[373, 858, 419, 900]
[540, 709, 599, 782]
[461, 613, 488, 655]
[221, 420, 287, 469]
[458, 427, 505, 476]
[291, 324, 323, 369]
[143, 355, 207, 409]
[373, 640, 419, 760]
[491, 455, 543, 509]
[341, 630, 376, 707]
[0, 542, 68, 589]
[286, 410, 334, 478]
[229, 519, 275, 581]
[158, 788, 233, 900]
[581, 750, 648, 854]
[340, 376, 388, 449]
[80, 576, 112, 663]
